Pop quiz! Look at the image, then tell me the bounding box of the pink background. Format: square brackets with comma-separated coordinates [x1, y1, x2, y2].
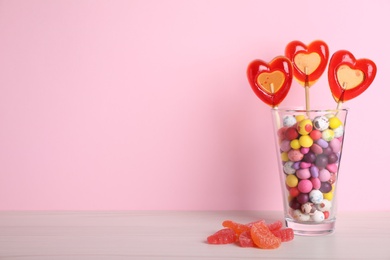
[0, 0, 389, 211]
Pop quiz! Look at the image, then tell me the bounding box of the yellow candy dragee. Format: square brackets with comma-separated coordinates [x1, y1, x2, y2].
[323, 192, 333, 201]
[297, 119, 313, 135]
[290, 139, 301, 149]
[328, 117, 342, 129]
[295, 114, 306, 122]
[299, 135, 313, 148]
[281, 152, 289, 162]
[286, 174, 298, 188]
[321, 129, 335, 141]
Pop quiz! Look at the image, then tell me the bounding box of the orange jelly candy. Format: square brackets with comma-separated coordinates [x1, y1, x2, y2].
[222, 220, 250, 236]
[250, 221, 281, 249]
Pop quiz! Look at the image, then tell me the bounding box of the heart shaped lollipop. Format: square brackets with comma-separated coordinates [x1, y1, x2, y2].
[285, 40, 329, 87]
[247, 56, 293, 107]
[328, 50, 377, 103]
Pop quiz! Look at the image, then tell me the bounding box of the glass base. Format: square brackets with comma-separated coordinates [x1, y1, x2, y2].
[286, 218, 336, 236]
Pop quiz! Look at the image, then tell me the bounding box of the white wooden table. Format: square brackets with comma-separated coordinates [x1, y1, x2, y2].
[0, 211, 389, 259]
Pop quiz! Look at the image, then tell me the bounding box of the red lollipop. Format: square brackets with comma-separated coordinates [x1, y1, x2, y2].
[247, 56, 293, 108]
[285, 40, 329, 87]
[285, 40, 329, 111]
[328, 50, 377, 105]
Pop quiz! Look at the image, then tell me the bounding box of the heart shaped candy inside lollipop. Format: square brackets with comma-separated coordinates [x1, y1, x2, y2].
[257, 71, 285, 94]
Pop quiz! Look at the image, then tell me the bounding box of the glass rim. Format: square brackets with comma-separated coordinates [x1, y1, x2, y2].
[271, 107, 349, 113]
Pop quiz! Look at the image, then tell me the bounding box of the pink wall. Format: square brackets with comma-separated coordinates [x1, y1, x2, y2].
[0, 0, 388, 211]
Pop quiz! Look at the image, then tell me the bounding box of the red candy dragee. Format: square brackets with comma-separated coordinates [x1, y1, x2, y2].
[328, 50, 377, 104]
[285, 40, 329, 87]
[247, 56, 293, 108]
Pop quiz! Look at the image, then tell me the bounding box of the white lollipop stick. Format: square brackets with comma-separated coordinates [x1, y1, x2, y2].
[270, 83, 281, 129]
[336, 82, 347, 110]
[304, 67, 310, 116]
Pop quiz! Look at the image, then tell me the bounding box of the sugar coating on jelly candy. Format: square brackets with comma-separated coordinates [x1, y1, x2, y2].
[266, 220, 283, 231]
[271, 228, 295, 242]
[207, 219, 294, 249]
[250, 221, 281, 249]
[222, 220, 250, 236]
[207, 228, 236, 244]
[238, 230, 255, 247]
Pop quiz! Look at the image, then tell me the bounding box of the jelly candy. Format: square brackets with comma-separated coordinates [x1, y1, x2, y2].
[328, 50, 377, 103]
[271, 228, 294, 242]
[238, 230, 255, 247]
[285, 40, 329, 87]
[207, 219, 293, 248]
[266, 220, 283, 231]
[250, 221, 281, 249]
[207, 228, 236, 244]
[222, 220, 250, 236]
[247, 56, 293, 107]
[245, 219, 265, 228]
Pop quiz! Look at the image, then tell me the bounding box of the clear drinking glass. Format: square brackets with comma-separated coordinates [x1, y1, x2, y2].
[271, 108, 348, 236]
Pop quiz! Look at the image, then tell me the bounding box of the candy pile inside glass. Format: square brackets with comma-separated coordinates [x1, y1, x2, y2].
[276, 112, 345, 223]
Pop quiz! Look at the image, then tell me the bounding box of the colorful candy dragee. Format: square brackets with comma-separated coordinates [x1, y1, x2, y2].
[276, 110, 345, 223]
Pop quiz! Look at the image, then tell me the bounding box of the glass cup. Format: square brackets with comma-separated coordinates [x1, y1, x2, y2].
[271, 108, 348, 236]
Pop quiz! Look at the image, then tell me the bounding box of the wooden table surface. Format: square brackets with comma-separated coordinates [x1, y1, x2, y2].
[0, 211, 389, 259]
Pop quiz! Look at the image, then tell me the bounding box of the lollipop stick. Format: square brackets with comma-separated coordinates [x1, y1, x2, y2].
[304, 67, 310, 115]
[336, 82, 347, 110]
[270, 82, 275, 94]
[305, 86, 310, 109]
[270, 83, 281, 129]
[335, 82, 347, 116]
[273, 105, 281, 129]
[336, 100, 343, 110]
